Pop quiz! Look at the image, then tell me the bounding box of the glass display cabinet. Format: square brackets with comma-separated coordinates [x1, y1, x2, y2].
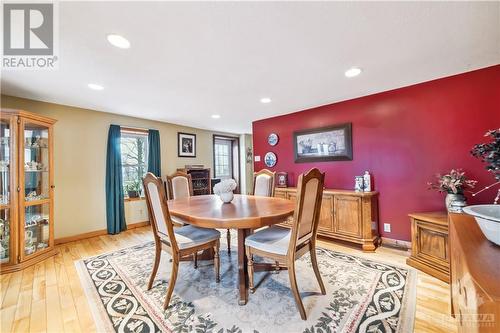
[0, 109, 57, 274]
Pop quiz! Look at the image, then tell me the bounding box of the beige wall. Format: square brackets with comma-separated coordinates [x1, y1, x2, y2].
[1, 95, 247, 238]
[239, 134, 254, 194]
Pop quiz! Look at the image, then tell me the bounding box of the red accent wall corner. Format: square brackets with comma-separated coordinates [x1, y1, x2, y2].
[252, 65, 500, 241]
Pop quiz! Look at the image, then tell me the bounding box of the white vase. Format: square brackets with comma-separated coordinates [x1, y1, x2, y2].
[219, 191, 234, 204]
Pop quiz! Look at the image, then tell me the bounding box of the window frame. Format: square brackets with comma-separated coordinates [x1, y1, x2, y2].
[120, 127, 149, 200]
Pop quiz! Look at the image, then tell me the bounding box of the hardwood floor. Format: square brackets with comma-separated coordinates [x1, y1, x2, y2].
[0, 226, 457, 332]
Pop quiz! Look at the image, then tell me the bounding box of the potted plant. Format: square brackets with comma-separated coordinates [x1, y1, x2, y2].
[126, 181, 142, 198]
[471, 129, 500, 180]
[428, 169, 477, 212]
[469, 128, 500, 204]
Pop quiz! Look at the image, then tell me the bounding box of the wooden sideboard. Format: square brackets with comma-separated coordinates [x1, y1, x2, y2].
[274, 187, 380, 251]
[406, 212, 450, 282]
[449, 213, 500, 333]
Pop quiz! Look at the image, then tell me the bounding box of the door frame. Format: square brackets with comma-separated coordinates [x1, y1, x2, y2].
[212, 135, 241, 193]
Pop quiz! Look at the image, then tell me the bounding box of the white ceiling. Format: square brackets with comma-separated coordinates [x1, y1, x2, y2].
[2, 1, 499, 134]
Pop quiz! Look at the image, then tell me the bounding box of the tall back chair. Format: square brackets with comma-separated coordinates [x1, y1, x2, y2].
[288, 168, 325, 254]
[167, 171, 193, 200]
[252, 169, 276, 197]
[143, 173, 221, 310]
[225, 170, 276, 255]
[144, 173, 178, 252]
[166, 171, 193, 227]
[244, 168, 326, 320]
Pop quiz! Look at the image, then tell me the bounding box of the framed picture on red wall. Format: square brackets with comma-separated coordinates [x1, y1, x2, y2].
[293, 123, 352, 162]
[276, 172, 288, 187]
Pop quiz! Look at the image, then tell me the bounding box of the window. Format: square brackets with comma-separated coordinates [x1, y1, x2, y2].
[121, 130, 148, 197]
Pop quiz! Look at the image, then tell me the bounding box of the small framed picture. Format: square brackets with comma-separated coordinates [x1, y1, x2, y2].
[276, 172, 288, 188]
[178, 132, 196, 157]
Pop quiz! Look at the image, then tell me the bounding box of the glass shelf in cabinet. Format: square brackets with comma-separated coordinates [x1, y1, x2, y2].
[24, 199, 50, 207]
[24, 146, 48, 150]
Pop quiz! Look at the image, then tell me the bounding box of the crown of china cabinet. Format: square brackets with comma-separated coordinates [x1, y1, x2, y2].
[1, 109, 57, 273]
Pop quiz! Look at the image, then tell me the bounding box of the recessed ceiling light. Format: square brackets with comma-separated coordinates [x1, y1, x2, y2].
[345, 67, 362, 78]
[260, 97, 272, 104]
[88, 83, 104, 90]
[211, 114, 221, 119]
[107, 34, 130, 49]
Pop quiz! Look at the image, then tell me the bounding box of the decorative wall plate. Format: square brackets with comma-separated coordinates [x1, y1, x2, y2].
[267, 133, 279, 146]
[264, 152, 277, 167]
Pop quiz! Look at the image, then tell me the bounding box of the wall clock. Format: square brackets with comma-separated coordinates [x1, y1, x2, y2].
[264, 152, 277, 167]
[267, 133, 279, 146]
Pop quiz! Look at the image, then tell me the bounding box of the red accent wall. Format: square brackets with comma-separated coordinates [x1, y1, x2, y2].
[252, 65, 500, 241]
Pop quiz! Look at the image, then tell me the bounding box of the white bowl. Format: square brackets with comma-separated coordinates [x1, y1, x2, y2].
[463, 205, 500, 246]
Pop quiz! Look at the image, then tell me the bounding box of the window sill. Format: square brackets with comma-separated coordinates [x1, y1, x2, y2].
[124, 197, 146, 202]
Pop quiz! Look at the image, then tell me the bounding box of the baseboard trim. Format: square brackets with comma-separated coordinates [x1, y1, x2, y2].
[55, 221, 150, 245]
[381, 237, 411, 250]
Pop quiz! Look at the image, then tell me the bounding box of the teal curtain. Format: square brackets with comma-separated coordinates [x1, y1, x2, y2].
[106, 125, 126, 234]
[147, 129, 161, 177]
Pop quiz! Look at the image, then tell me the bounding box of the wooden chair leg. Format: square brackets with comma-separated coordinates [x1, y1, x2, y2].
[193, 252, 198, 269]
[288, 260, 307, 320]
[214, 241, 220, 283]
[227, 229, 231, 255]
[164, 256, 179, 310]
[273, 261, 280, 274]
[148, 243, 161, 290]
[246, 248, 255, 293]
[310, 245, 326, 295]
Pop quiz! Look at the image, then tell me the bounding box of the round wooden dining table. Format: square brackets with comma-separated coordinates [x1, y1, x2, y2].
[168, 194, 295, 305]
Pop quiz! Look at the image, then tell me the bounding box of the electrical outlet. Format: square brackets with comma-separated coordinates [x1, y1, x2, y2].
[384, 223, 391, 233]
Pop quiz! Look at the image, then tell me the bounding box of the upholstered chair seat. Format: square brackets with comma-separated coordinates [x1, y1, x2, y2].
[245, 226, 290, 256]
[173, 225, 221, 249]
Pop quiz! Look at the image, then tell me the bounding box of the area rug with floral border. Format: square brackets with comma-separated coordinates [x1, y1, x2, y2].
[75, 240, 416, 333]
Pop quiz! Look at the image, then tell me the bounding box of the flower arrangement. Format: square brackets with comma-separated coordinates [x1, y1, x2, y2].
[427, 169, 477, 194]
[213, 179, 237, 195]
[471, 128, 500, 180]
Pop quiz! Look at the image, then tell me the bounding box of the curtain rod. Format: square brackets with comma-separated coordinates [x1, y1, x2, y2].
[120, 126, 150, 133]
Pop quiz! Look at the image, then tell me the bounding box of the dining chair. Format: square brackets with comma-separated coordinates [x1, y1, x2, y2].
[225, 169, 276, 255]
[166, 171, 193, 227]
[245, 168, 326, 320]
[252, 168, 276, 197]
[143, 172, 220, 309]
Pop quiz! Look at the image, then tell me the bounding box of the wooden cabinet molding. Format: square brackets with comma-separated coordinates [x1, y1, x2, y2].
[275, 187, 380, 251]
[406, 212, 450, 283]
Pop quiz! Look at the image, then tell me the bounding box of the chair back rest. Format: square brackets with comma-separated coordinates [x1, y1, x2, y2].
[288, 168, 325, 254]
[252, 169, 276, 197]
[167, 171, 193, 200]
[143, 173, 178, 250]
